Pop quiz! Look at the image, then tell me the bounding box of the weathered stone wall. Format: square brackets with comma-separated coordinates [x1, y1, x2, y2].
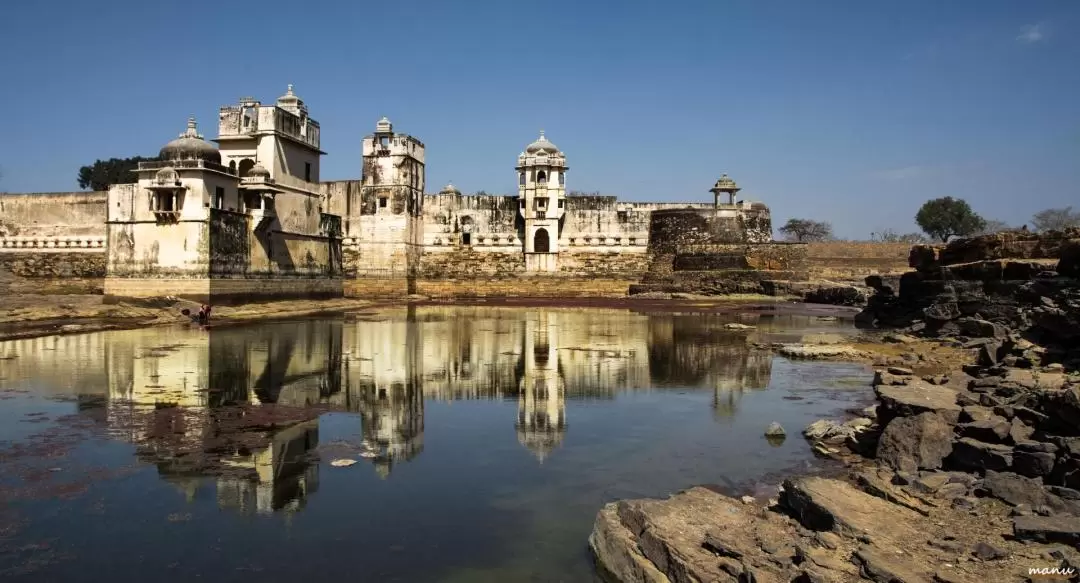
[805, 241, 911, 280]
[0, 191, 107, 237]
[647, 206, 772, 253]
[0, 252, 105, 294]
[103, 277, 343, 303]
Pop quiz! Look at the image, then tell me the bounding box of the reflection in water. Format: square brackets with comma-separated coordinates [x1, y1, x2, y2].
[0, 307, 853, 515]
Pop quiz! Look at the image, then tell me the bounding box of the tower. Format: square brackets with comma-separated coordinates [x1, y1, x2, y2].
[216, 85, 324, 189]
[357, 117, 426, 279]
[516, 131, 568, 272]
[709, 174, 741, 206]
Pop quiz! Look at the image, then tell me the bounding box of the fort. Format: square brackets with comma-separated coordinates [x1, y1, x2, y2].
[0, 85, 909, 300]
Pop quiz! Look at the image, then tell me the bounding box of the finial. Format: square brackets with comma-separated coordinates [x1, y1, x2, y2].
[287, 84, 294, 95]
[539, 129, 546, 140]
[187, 117, 196, 130]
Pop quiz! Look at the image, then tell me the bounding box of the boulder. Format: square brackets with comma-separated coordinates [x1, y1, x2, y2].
[957, 416, 1011, 443]
[1013, 515, 1080, 544]
[876, 413, 955, 473]
[1013, 446, 1057, 478]
[958, 318, 1009, 339]
[589, 487, 788, 583]
[947, 438, 1013, 472]
[875, 380, 962, 424]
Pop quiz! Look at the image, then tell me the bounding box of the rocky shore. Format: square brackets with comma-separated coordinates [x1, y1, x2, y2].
[589, 229, 1080, 583]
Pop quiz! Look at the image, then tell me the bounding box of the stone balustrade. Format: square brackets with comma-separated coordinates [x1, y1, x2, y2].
[0, 236, 107, 251]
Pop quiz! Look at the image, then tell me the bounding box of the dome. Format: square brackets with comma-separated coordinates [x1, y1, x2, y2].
[440, 182, 461, 195]
[525, 130, 560, 154]
[248, 163, 271, 179]
[159, 118, 221, 164]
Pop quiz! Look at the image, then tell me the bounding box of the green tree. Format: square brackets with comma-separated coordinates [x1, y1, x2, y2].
[77, 156, 157, 191]
[1031, 207, 1080, 233]
[778, 218, 833, 242]
[914, 197, 986, 242]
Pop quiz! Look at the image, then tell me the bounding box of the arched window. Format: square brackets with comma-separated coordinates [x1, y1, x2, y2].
[519, 172, 525, 186]
[534, 228, 550, 253]
[537, 170, 547, 184]
[559, 171, 565, 186]
[238, 159, 255, 177]
[228, 160, 237, 174]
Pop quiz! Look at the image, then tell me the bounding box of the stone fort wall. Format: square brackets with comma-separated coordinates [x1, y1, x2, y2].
[0, 191, 107, 237]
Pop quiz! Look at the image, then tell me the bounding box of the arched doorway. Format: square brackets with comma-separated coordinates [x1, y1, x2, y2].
[238, 159, 255, 177]
[534, 228, 550, 253]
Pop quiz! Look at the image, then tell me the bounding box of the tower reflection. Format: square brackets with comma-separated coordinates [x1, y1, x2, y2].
[0, 304, 785, 512]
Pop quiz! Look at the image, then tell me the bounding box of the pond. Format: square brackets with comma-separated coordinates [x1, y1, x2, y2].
[0, 303, 871, 582]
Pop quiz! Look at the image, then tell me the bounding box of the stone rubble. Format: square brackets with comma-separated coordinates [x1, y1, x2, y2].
[589, 229, 1080, 583]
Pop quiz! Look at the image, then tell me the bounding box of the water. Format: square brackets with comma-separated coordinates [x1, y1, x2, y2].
[0, 303, 871, 582]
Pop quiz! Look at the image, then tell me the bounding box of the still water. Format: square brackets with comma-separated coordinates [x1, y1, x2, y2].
[0, 304, 870, 582]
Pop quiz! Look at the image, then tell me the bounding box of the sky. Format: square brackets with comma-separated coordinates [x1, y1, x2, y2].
[0, 0, 1077, 239]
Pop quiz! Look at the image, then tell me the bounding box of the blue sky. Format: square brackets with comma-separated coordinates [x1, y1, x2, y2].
[1, 0, 1076, 238]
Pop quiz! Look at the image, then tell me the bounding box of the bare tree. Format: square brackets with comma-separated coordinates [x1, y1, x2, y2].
[869, 229, 928, 243]
[779, 218, 833, 242]
[1031, 207, 1080, 233]
[974, 219, 1015, 236]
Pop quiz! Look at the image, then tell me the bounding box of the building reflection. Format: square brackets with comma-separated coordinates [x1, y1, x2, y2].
[0, 304, 786, 500]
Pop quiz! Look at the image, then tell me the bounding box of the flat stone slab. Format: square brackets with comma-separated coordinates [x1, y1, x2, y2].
[777, 344, 870, 360]
[1013, 515, 1080, 543]
[779, 476, 926, 543]
[875, 380, 962, 423]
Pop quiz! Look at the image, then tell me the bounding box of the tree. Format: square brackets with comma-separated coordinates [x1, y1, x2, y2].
[778, 218, 833, 242]
[869, 229, 928, 244]
[1031, 207, 1080, 233]
[77, 156, 157, 191]
[914, 197, 986, 242]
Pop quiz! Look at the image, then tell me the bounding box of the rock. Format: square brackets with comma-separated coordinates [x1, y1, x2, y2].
[877, 413, 955, 473]
[873, 370, 910, 386]
[854, 546, 929, 582]
[780, 476, 925, 541]
[589, 487, 787, 583]
[777, 344, 869, 360]
[740, 495, 755, 505]
[724, 322, 756, 330]
[928, 538, 965, 553]
[1013, 450, 1057, 478]
[978, 471, 1049, 507]
[1008, 418, 1034, 444]
[957, 417, 1011, 443]
[330, 459, 358, 467]
[910, 473, 952, 494]
[814, 531, 841, 550]
[960, 406, 994, 423]
[1013, 515, 1080, 544]
[875, 380, 962, 424]
[765, 422, 786, 437]
[957, 318, 1009, 339]
[972, 541, 1007, 561]
[883, 332, 918, 344]
[888, 366, 915, 376]
[1005, 368, 1067, 391]
[803, 419, 867, 442]
[947, 438, 1013, 472]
